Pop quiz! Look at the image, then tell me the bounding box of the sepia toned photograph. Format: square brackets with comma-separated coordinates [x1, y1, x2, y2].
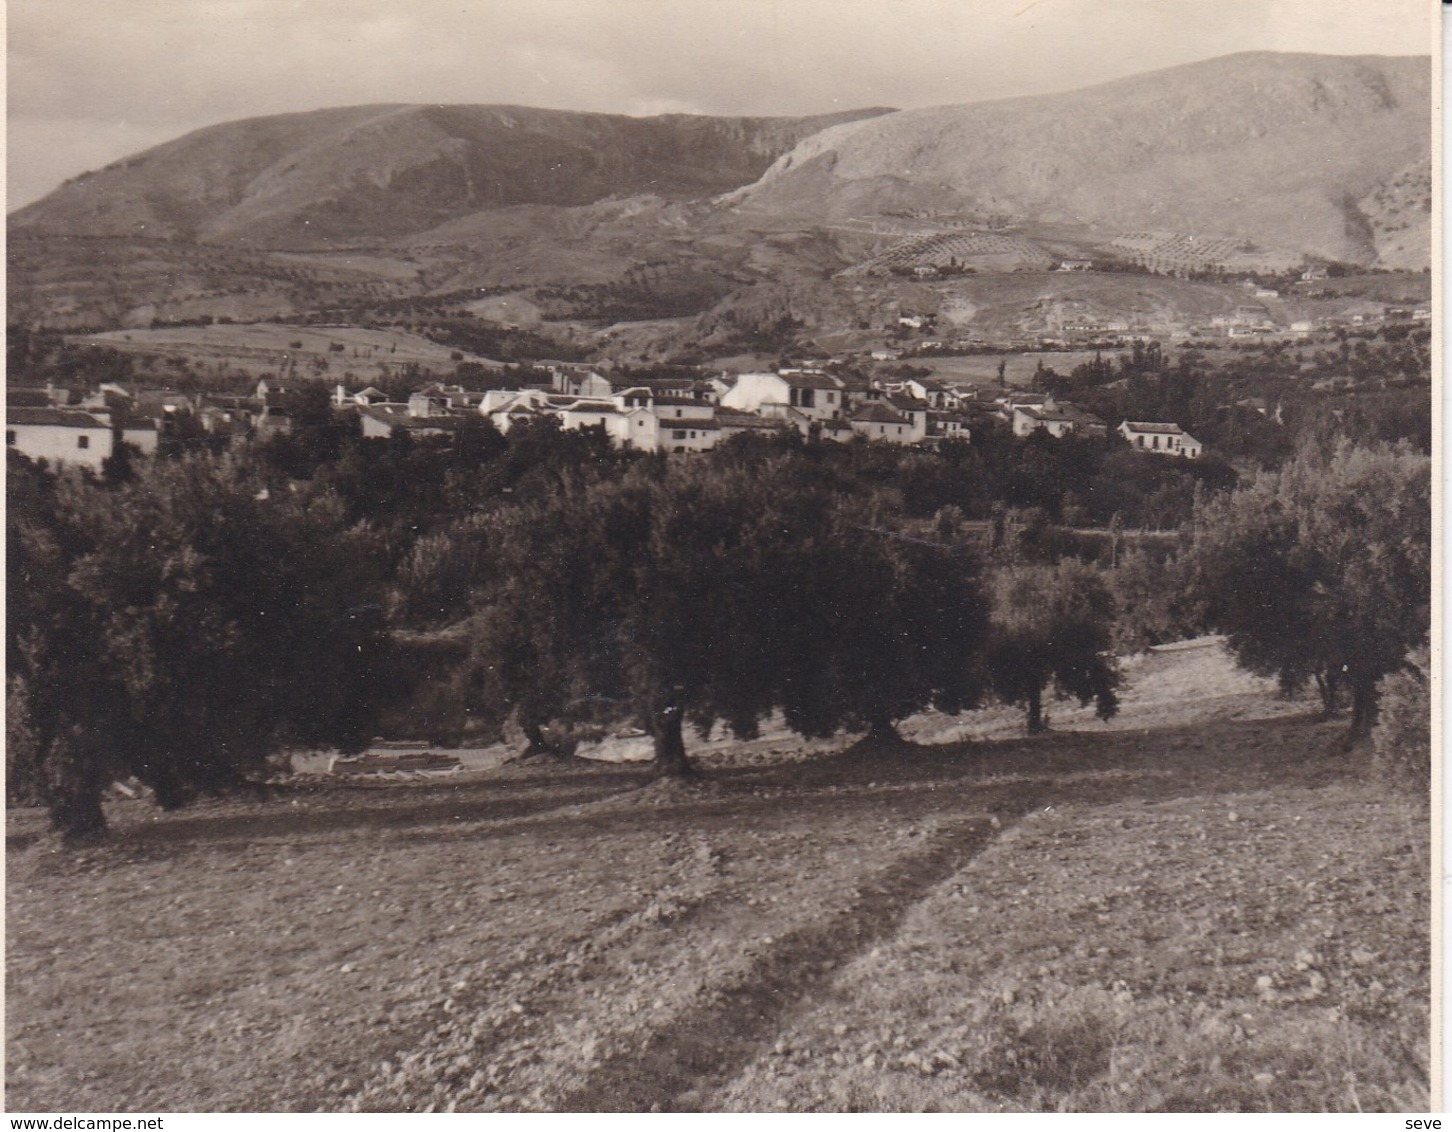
[5, 0, 1437, 1115]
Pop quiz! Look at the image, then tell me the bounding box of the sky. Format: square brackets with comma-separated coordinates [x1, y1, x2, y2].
[7, 0, 1437, 208]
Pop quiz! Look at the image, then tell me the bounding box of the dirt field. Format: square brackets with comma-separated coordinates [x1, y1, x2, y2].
[910, 351, 1128, 390]
[6, 642, 1430, 1112]
[72, 323, 499, 381]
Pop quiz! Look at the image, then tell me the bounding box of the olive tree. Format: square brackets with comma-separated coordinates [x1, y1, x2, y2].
[1186, 440, 1430, 744]
[8, 453, 391, 837]
[465, 453, 991, 774]
[986, 559, 1120, 733]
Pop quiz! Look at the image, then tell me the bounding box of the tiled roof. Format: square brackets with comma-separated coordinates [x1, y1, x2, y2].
[1017, 406, 1072, 422]
[1121, 421, 1185, 434]
[359, 405, 464, 430]
[851, 402, 910, 424]
[780, 372, 844, 391]
[1061, 407, 1106, 426]
[8, 408, 111, 429]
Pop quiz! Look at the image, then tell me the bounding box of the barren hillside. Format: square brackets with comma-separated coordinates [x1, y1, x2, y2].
[10, 105, 894, 247]
[729, 53, 1431, 267]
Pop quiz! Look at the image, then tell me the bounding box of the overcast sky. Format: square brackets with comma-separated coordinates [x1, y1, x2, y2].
[7, 0, 1435, 208]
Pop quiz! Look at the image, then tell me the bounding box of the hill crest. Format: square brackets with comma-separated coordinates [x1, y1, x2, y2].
[10, 103, 897, 247]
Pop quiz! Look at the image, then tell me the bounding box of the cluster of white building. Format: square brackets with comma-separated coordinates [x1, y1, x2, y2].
[7, 361, 1206, 470]
[345, 364, 952, 453]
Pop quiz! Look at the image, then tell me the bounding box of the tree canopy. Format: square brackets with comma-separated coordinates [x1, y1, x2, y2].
[986, 558, 1120, 733]
[465, 453, 991, 773]
[1186, 439, 1431, 743]
[7, 452, 391, 836]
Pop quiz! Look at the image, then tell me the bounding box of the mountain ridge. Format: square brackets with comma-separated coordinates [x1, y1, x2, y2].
[10, 104, 897, 246]
[7, 52, 1432, 335]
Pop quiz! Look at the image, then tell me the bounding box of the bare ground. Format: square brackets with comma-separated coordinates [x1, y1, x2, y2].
[5, 643, 1430, 1112]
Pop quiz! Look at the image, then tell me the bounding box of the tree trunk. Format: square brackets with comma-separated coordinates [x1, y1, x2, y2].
[1314, 667, 1342, 719]
[1026, 685, 1047, 734]
[1347, 678, 1378, 747]
[866, 715, 903, 745]
[150, 769, 191, 811]
[521, 719, 559, 758]
[45, 726, 108, 843]
[651, 704, 697, 779]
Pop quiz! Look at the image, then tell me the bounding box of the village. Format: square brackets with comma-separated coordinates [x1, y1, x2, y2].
[5, 356, 1208, 470]
[876, 277, 1432, 357]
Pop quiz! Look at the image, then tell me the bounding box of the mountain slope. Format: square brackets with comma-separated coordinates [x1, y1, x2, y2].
[6, 53, 1432, 333]
[9, 104, 895, 247]
[727, 53, 1431, 266]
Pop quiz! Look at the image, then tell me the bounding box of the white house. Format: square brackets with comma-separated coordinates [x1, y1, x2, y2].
[335, 384, 390, 406]
[885, 393, 931, 439]
[904, 379, 957, 408]
[121, 420, 161, 455]
[547, 395, 623, 435]
[849, 401, 922, 444]
[719, 371, 845, 424]
[650, 397, 716, 425]
[359, 404, 461, 439]
[1012, 405, 1077, 439]
[715, 410, 793, 443]
[7, 408, 114, 470]
[1118, 421, 1203, 458]
[550, 366, 612, 399]
[656, 417, 720, 453]
[1012, 399, 1107, 440]
[928, 412, 972, 441]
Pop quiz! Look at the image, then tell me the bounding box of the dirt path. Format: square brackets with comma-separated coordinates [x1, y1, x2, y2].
[561, 808, 1020, 1111]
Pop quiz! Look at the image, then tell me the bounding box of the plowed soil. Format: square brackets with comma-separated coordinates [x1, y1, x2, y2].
[6, 641, 1430, 1112]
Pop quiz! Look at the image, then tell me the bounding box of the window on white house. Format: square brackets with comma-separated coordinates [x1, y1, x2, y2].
[673, 430, 687, 439]
[78, 435, 90, 449]
[5, 431, 14, 446]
